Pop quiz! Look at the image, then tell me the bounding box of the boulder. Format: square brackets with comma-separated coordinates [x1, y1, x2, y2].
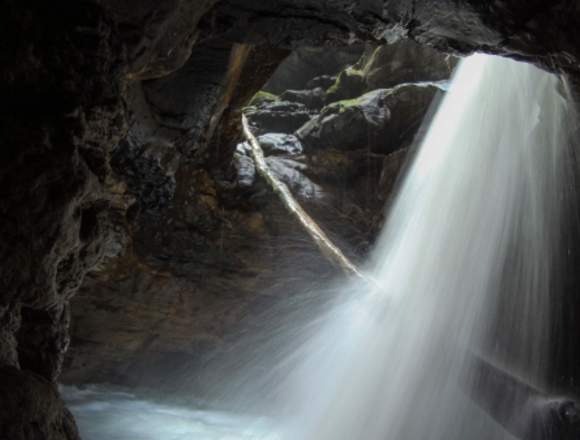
[233, 150, 257, 189]
[280, 88, 326, 109]
[245, 101, 311, 133]
[248, 91, 279, 107]
[297, 83, 442, 154]
[363, 40, 456, 91]
[305, 149, 385, 183]
[253, 133, 304, 156]
[325, 41, 455, 103]
[263, 47, 363, 94]
[266, 157, 323, 201]
[325, 65, 367, 104]
[307, 75, 337, 90]
[233, 134, 303, 188]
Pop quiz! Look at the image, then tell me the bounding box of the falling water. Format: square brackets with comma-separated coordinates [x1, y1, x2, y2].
[65, 54, 574, 440]
[270, 53, 571, 440]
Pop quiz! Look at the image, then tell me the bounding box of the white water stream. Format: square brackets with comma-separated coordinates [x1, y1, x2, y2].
[66, 54, 572, 440]
[273, 53, 568, 440]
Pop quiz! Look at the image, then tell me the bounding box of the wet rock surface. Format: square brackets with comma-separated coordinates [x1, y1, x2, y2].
[280, 88, 326, 110]
[298, 84, 442, 154]
[245, 101, 312, 134]
[206, 0, 580, 76]
[324, 41, 456, 103]
[263, 47, 363, 95]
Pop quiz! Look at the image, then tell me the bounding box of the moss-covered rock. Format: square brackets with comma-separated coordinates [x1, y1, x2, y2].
[325, 66, 366, 104]
[325, 41, 455, 105]
[244, 100, 311, 134]
[298, 84, 442, 154]
[249, 90, 280, 107]
[280, 88, 326, 109]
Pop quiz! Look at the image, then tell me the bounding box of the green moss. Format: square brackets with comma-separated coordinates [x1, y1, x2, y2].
[325, 66, 365, 104]
[360, 46, 382, 75]
[335, 97, 364, 108]
[248, 90, 279, 106]
[320, 96, 364, 115]
[324, 45, 386, 105]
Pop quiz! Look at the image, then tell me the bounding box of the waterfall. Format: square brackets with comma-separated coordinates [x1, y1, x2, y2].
[272, 54, 571, 440]
[63, 54, 576, 440]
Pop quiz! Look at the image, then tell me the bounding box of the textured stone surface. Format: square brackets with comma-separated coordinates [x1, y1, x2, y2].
[385, 1, 580, 75]
[205, 0, 580, 76]
[281, 88, 327, 110]
[141, 41, 234, 142]
[297, 84, 442, 154]
[325, 41, 455, 103]
[0, 366, 80, 440]
[264, 47, 363, 94]
[0, 2, 126, 437]
[100, 0, 219, 80]
[245, 101, 313, 134]
[62, 42, 446, 391]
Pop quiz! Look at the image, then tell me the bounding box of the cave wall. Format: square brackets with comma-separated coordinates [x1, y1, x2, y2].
[0, 2, 126, 438]
[2, 0, 580, 438]
[62, 43, 393, 389]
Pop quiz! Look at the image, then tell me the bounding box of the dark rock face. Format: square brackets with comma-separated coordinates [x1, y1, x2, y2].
[362, 41, 456, 90]
[245, 101, 313, 134]
[99, 0, 218, 80]
[206, 1, 387, 47]
[17, 306, 72, 383]
[0, 2, 124, 314]
[111, 138, 180, 214]
[62, 41, 448, 392]
[0, 366, 80, 440]
[248, 133, 304, 156]
[141, 41, 234, 143]
[325, 41, 456, 103]
[206, 0, 580, 77]
[263, 47, 363, 94]
[59, 41, 289, 390]
[0, 1, 126, 438]
[386, 1, 580, 76]
[308, 75, 337, 90]
[281, 88, 326, 110]
[298, 84, 442, 154]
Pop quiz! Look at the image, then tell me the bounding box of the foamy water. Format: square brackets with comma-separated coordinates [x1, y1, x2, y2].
[63, 385, 280, 440]
[271, 54, 570, 440]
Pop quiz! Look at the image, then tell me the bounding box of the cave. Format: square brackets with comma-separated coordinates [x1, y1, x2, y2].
[3, 1, 580, 439]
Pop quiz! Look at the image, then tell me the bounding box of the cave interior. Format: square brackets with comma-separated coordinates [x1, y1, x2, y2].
[2, 1, 580, 439]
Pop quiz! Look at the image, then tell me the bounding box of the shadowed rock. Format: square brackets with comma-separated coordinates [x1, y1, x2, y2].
[297, 83, 442, 154]
[245, 101, 312, 134]
[467, 355, 580, 440]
